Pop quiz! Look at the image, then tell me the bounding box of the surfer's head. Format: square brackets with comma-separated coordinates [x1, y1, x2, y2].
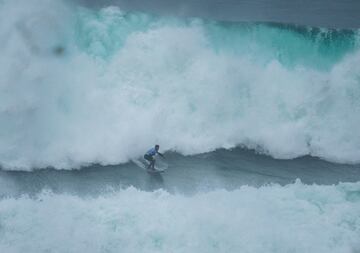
[155, 144, 160, 151]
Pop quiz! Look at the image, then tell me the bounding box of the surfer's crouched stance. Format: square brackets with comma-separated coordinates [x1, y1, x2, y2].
[144, 145, 164, 171]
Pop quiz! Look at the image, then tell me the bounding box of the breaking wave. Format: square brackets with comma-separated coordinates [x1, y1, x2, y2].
[1, 0, 360, 170]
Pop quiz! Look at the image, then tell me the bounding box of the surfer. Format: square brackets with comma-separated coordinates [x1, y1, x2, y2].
[144, 145, 164, 171]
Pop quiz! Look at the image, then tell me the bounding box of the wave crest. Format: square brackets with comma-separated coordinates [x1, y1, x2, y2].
[0, 1, 360, 170]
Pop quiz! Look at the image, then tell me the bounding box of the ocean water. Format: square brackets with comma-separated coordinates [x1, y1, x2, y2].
[0, 0, 360, 252]
[84, 0, 360, 28]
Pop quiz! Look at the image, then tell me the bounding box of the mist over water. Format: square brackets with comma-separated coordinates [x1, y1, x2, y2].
[1, 0, 360, 170]
[0, 0, 360, 252]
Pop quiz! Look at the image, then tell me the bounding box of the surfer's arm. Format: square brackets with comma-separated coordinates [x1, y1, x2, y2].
[157, 152, 164, 158]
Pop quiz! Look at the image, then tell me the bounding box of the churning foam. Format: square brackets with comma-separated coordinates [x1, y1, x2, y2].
[0, 0, 360, 170]
[0, 180, 359, 253]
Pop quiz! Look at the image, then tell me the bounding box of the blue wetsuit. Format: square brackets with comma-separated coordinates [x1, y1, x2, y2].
[144, 146, 164, 170]
[146, 148, 157, 157]
[144, 148, 158, 169]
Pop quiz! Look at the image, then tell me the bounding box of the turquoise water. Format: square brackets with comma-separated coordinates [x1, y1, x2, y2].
[1, 2, 360, 169]
[0, 1, 360, 252]
[75, 7, 359, 69]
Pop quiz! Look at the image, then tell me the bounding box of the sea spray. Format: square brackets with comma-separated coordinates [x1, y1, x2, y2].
[0, 0, 360, 170]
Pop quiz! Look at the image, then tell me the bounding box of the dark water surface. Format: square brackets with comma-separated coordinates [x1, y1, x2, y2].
[78, 0, 360, 28]
[1, 148, 359, 197]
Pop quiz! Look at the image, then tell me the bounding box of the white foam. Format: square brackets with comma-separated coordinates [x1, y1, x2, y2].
[0, 181, 359, 253]
[0, 0, 360, 170]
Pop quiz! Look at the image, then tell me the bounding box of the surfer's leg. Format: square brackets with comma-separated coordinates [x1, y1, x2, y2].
[147, 157, 155, 170]
[144, 155, 155, 170]
[144, 155, 152, 170]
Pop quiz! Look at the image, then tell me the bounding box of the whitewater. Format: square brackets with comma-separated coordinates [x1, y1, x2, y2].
[0, 0, 360, 252]
[0, 0, 360, 169]
[1, 182, 360, 253]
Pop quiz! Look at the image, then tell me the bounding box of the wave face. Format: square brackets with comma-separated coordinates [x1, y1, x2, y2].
[0, 181, 359, 253]
[1, 0, 360, 170]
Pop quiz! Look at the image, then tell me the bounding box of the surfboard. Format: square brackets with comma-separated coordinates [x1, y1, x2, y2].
[132, 157, 167, 173]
